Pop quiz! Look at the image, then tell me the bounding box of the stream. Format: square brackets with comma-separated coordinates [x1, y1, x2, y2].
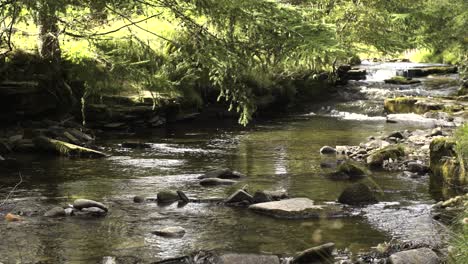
[0, 62, 460, 263]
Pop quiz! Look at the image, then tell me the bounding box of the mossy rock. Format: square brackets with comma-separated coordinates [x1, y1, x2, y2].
[338, 183, 378, 205]
[366, 145, 405, 168]
[429, 137, 467, 186]
[332, 161, 369, 179]
[383, 97, 460, 114]
[33, 136, 107, 158]
[406, 66, 458, 77]
[384, 76, 421, 85]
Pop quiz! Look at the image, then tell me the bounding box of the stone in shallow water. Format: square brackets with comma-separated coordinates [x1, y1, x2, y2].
[153, 226, 186, 238]
[292, 242, 335, 264]
[218, 253, 280, 264]
[199, 178, 237, 186]
[157, 190, 180, 203]
[78, 207, 107, 217]
[388, 248, 439, 264]
[225, 190, 254, 204]
[44, 207, 66, 217]
[198, 169, 245, 179]
[338, 183, 378, 205]
[248, 198, 324, 219]
[320, 146, 337, 154]
[73, 199, 108, 212]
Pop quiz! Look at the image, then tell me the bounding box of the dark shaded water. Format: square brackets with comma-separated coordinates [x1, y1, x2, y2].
[0, 62, 458, 263]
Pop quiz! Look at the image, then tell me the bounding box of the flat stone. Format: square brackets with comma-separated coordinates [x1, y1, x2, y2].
[292, 243, 335, 264]
[79, 207, 107, 217]
[121, 142, 152, 149]
[218, 253, 280, 264]
[73, 199, 108, 212]
[200, 178, 237, 186]
[44, 207, 66, 217]
[388, 248, 439, 264]
[153, 226, 186, 238]
[248, 198, 324, 219]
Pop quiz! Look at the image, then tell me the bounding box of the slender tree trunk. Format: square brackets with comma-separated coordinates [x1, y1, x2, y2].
[36, 0, 75, 114]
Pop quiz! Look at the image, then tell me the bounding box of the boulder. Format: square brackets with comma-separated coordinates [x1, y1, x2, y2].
[388, 131, 405, 139]
[367, 145, 405, 168]
[292, 243, 335, 264]
[429, 137, 466, 186]
[338, 183, 378, 205]
[200, 178, 237, 186]
[153, 226, 186, 238]
[225, 190, 254, 204]
[253, 191, 273, 203]
[329, 161, 369, 180]
[248, 198, 324, 219]
[388, 248, 439, 264]
[33, 136, 107, 158]
[218, 253, 280, 264]
[44, 207, 66, 217]
[407, 162, 430, 174]
[133, 196, 146, 203]
[157, 190, 180, 203]
[320, 146, 337, 155]
[73, 199, 108, 212]
[198, 169, 245, 179]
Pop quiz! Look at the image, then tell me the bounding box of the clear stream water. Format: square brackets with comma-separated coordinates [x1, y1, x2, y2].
[0, 63, 459, 263]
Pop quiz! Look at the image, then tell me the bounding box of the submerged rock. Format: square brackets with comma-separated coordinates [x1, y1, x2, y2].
[73, 199, 108, 212]
[338, 183, 378, 205]
[388, 248, 439, 264]
[44, 207, 66, 217]
[157, 190, 180, 203]
[248, 198, 324, 219]
[153, 226, 186, 238]
[33, 136, 107, 158]
[218, 253, 280, 264]
[198, 169, 245, 179]
[292, 242, 335, 264]
[225, 190, 254, 204]
[200, 178, 237, 186]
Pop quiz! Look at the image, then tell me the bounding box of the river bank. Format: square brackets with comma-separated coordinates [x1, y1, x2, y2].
[0, 62, 467, 263]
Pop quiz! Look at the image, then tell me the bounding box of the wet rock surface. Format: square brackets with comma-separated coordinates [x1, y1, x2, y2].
[248, 198, 325, 219]
[388, 248, 440, 264]
[153, 226, 186, 238]
[338, 183, 378, 205]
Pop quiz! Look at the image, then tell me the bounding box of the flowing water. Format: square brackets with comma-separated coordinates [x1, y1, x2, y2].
[0, 63, 459, 263]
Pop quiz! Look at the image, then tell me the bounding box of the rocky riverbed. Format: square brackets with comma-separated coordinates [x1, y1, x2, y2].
[0, 62, 466, 263]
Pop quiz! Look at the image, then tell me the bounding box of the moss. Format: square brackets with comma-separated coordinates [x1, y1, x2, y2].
[337, 161, 369, 177]
[384, 76, 421, 85]
[429, 137, 467, 187]
[384, 97, 418, 113]
[367, 145, 405, 168]
[33, 136, 107, 158]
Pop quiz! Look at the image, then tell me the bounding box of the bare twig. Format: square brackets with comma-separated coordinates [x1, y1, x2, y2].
[0, 172, 23, 208]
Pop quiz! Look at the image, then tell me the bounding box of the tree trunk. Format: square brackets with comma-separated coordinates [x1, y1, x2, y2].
[36, 0, 75, 114]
